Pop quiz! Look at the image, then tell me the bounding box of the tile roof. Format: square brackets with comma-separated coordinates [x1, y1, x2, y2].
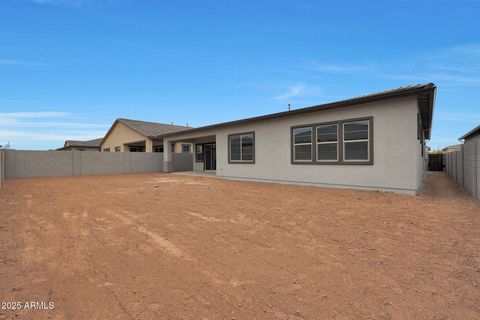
[117, 118, 190, 138]
[64, 138, 103, 148]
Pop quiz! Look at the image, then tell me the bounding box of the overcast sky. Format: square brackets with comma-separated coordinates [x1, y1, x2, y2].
[0, 0, 479, 150]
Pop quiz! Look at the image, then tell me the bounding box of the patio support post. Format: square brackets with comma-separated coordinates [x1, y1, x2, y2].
[146, 139, 153, 153]
[163, 139, 173, 172]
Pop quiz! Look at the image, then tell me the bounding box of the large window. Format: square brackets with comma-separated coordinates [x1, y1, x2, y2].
[102, 148, 110, 152]
[229, 132, 255, 163]
[195, 144, 204, 162]
[293, 127, 313, 161]
[114, 146, 121, 152]
[316, 124, 338, 161]
[292, 117, 372, 165]
[343, 120, 370, 162]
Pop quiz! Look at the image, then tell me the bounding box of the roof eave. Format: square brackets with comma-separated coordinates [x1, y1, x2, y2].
[155, 83, 437, 140]
[458, 124, 480, 141]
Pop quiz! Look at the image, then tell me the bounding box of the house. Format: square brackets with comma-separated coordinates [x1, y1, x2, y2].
[441, 144, 463, 153]
[100, 118, 193, 153]
[156, 83, 436, 195]
[459, 125, 480, 143]
[57, 138, 103, 151]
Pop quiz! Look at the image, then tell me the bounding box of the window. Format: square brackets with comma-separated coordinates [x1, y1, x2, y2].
[316, 124, 338, 161]
[196, 144, 204, 162]
[343, 120, 370, 161]
[291, 117, 373, 165]
[293, 127, 312, 161]
[129, 146, 145, 152]
[182, 144, 190, 153]
[228, 132, 255, 163]
[103, 148, 110, 152]
[115, 146, 121, 152]
[154, 146, 164, 153]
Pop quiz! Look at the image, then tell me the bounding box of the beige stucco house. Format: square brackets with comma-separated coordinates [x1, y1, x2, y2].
[100, 118, 192, 153]
[155, 84, 436, 195]
[441, 144, 462, 153]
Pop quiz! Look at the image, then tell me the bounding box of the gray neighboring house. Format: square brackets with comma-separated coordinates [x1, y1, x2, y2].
[459, 125, 480, 143]
[156, 83, 436, 195]
[57, 138, 103, 151]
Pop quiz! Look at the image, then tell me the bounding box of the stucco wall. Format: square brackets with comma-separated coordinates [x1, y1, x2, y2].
[218, 97, 420, 194]
[173, 143, 194, 153]
[165, 96, 423, 195]
[101, 122, 147, 152]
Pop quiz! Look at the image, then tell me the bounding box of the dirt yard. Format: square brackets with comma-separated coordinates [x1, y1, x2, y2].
[0, 172, 479, 320]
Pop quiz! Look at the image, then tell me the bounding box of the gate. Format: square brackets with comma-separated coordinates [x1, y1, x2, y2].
[428, 153, 444, 171]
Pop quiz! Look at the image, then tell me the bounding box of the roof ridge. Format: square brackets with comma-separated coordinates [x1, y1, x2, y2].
[118, 118, 189, 128]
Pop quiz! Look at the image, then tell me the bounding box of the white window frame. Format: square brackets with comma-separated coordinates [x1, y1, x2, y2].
[342, 120, 370, 162]
[316, 124, 339, 162]
[293, 127, 313, 162]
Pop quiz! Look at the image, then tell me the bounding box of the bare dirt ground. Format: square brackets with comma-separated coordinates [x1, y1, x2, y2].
[0, 172, 479, 320]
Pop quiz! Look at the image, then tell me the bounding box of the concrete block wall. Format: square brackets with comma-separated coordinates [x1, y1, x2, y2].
[172, 153, 194, 172]
[3, 150, 176, 179]
[0, 150, 5, 187]
[456, 146, 464, 186]
[445, 142, 480, 200]
[477, 141, 480, 200]
[463, 140, 478, 199]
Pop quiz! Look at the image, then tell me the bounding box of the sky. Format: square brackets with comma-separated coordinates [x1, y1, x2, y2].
[0, 0, 479, 150]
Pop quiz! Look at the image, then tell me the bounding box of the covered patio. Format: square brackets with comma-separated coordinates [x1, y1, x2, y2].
[161, 131, 217, 173]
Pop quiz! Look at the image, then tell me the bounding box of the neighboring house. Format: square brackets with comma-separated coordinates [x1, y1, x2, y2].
[57, 138, 103, 151]
[442, 144, 463, 153]
[100, 118, 192, 153]
[459, 125, 480, 143]
[156, 83, 436, 195]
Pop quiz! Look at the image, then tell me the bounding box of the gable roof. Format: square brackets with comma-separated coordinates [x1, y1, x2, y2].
[155, 83, 436, 140]
[57, 138, 103, 150]
[101, 118, 191, 146]
[441, 144, 462, 152]
[459, 124, 480, 141]
[118, 118, 191, 137]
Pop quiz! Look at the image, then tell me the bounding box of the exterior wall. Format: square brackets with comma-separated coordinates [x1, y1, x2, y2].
[463, 138, 477, 198]
[174, 143, 194, 153]
[456, 146, 464, 186]
[165, 96, 422, 195]
[415, 130, 426, 192]
[172, 153, 194, 172]
[101, 122, 148, 152]
[193, 160, 204, 172]
[4, 150, 164, 179]
[445, 136, 480, 201]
